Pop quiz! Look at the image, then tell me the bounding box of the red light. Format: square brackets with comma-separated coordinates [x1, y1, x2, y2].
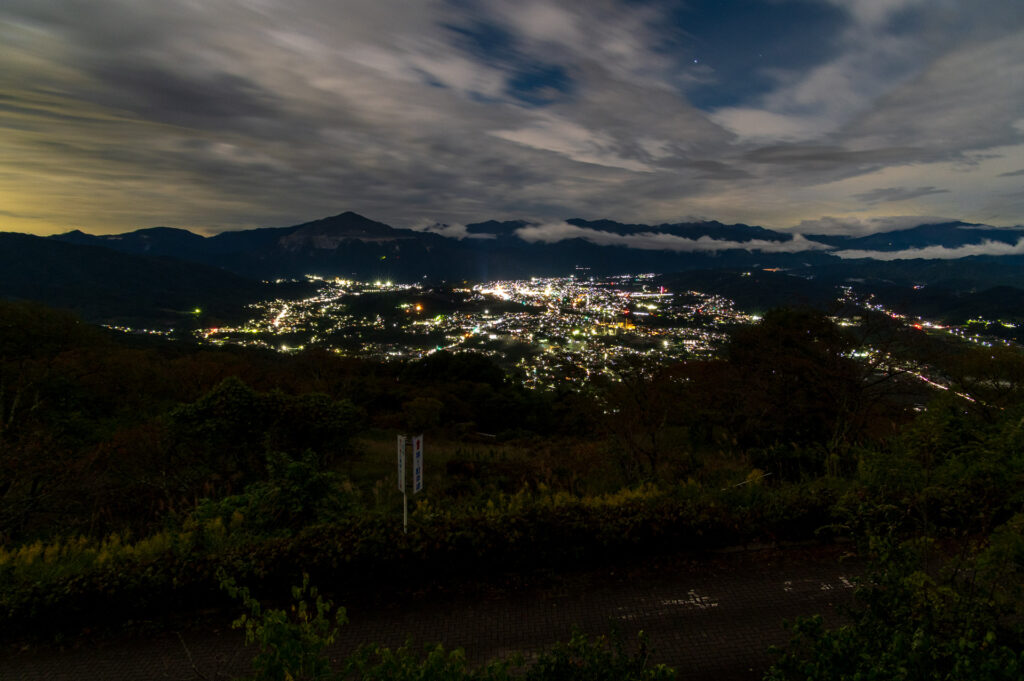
[913, 324, 923, 330]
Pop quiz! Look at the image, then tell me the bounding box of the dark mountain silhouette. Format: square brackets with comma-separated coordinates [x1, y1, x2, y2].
[50, 211, 828, 280]
[808, 222, 1024, 251]
[57, 225, 208, 255]
[656, 269, 840, 315]
[565, 218, 790, 242]
[49, 212, 1024, 282]
[26, 211, 1024, 324]
[0, 232, 264, 326]
[275, 212, 416, 250]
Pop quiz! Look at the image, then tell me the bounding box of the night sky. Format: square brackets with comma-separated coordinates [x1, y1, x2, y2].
[1, 0, 1022, 239]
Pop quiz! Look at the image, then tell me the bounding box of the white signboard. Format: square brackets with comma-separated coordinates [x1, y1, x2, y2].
[412, 434, 423, 494]
[397, 435, 406, 492]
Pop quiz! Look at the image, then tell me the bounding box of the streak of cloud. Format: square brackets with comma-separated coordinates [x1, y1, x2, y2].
[514, 222, 832, 253]
[836, 238, 1024, 260]
[409, 222, 496, 239]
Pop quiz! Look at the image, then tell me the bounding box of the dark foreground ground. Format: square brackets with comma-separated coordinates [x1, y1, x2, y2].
[0, 544, 859, 681]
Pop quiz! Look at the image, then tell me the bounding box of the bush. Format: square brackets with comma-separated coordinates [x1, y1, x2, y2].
[0, 483, 837, 639]
[225, 573, 675, 681]
[765, 522, 1024, 681]
[223, 573, 346, 681]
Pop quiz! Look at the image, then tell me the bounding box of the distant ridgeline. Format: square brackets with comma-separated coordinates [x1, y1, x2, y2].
[0, 231, 267, 329]
[44, 212, 1024, 281]
[1, 212, 1023, 326]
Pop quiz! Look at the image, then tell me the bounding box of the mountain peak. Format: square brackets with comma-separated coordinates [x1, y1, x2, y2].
[293, 212, 394, 232]
[278, 211, 412, 250]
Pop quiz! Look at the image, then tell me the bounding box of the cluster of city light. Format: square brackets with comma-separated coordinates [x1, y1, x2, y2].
[187, 274, 758, 387]
[462, 275, 754, 387]
[101, 273, 1019, 399]
[102, 324, 174, 336]
[194, 277, 414, 352]
[831, 286, 1015, 402]
[840, 286, 1016, 350]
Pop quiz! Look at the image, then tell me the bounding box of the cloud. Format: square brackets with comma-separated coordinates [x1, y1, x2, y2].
[826, 0, 933, 28]
[408, 222, 495, 239]
[513, 222, 832, 253]
[852, 186, 950, 204]
[836, 238, 1024, 260]
[0, 0, 1022, 236]
[999, 169, 1024, 178]
[841, 29, 1024, 156]
[743, 145, 931, 170]
[710, 109, 826, 143]
[492, 116, 654, 172]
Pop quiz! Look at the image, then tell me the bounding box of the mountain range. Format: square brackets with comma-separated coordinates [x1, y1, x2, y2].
[0, 231, 265, 328]
[3, 211, 1024, 326]
[44, 211, 1024, 280]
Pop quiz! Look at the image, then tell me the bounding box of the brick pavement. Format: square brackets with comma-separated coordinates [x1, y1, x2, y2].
[0, 545, 859, 681]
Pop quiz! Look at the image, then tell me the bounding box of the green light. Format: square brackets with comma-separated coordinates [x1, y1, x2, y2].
[193, 308, 202, 314]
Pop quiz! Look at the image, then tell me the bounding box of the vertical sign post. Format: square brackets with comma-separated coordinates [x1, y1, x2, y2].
[412, 434, 424, 494]
[397, 435, 407, 533]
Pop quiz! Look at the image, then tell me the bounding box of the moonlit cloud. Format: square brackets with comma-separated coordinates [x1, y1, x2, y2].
[409, 222, 496, 240]
[492, 116, 655, 172]
[514, 222, 832, 253]
[836, 238, 1024, 260]
[0, 0, 1021, 237]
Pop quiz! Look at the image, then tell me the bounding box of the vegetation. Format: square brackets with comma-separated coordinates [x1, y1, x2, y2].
[224, 572, 673, 681]
[766, 520, 1024, 681]
[0, 299, 1022, 678]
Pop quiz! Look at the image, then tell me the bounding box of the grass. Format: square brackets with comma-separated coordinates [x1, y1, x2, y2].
[338, 431, 546, 513]
[342, 428, 762, 514]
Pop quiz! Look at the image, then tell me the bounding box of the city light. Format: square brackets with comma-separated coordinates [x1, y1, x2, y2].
[178, 274, 757, 389]
[121, 273, 1015, 396]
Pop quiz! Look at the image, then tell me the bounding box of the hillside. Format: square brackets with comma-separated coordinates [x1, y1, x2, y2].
[0, 232, 266, 327]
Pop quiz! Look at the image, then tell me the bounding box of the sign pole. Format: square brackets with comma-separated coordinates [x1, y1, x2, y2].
[397, 435, 407, 534]
[397, 434, 423, 534]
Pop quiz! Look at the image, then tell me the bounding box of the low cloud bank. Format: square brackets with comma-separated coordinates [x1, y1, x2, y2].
[514, 222, 832, 253]
[836, 238, 1024, 260]
[409, 222, 495, 240]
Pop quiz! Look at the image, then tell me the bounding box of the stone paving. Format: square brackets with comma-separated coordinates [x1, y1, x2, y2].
[0, 545, 860, 681]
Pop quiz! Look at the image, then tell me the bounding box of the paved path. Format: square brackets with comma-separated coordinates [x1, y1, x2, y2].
[0, 545, 859, 681]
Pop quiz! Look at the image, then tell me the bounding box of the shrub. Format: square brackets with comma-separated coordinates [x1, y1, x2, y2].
[766, 523, 1024, 681]
[223, 573, 346, 681]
